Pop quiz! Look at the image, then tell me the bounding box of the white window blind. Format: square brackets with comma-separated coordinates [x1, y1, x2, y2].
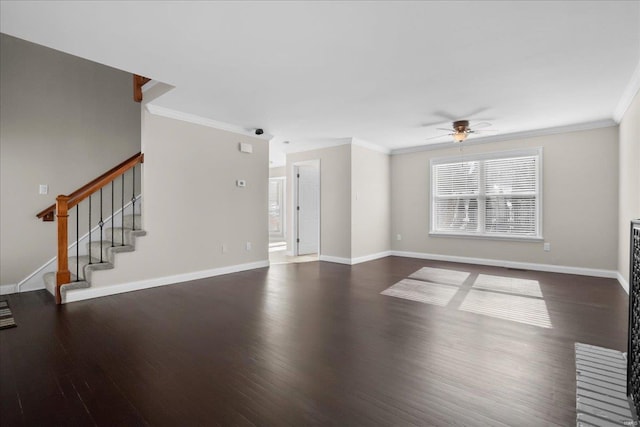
[431, 149, 542, 239]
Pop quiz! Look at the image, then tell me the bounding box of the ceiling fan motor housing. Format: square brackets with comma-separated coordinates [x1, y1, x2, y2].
[453, 120, 470, 133]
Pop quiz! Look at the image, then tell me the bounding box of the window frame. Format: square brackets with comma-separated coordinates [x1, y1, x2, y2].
[429, 148, 543, 241]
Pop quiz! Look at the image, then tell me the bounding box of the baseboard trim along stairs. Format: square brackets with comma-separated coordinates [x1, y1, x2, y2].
[44, 214, 146, 303]
[63, 260, 270, 304]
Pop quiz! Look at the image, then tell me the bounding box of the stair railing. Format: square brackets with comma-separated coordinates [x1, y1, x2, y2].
[36, 152, 144, 304]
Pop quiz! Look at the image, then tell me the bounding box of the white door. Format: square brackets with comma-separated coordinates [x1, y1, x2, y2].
[296, 165, 320, 255]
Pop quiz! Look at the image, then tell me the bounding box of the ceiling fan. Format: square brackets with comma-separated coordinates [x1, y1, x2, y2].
[428, 120, 497, 142]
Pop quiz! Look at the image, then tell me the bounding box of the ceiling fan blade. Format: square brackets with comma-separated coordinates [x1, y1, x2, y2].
[435, 127, 453, 131]
[460, 107, 490, 119]
[420, 120, 449, 128]
[470, 129, 498, 135]
[472, 122, 492, 129]
[432, 110, 460, 122]
[426, 134, 451, 140]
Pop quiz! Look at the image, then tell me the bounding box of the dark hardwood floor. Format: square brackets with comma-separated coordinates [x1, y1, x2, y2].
[0, 257, 629, 426]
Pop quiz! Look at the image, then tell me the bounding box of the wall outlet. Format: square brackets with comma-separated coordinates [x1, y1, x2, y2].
[222, 243, 228, 254]
[543, 242, 551, 252]
[39, 184, 48, 195]
[397, 234, 402, 241]
[245, 242, 252, 251]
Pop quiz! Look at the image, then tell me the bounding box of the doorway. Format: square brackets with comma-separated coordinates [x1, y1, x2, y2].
[294, 161, 320, 256]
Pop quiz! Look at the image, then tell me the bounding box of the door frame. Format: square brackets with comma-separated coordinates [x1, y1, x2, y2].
[292, 159, 321, 257]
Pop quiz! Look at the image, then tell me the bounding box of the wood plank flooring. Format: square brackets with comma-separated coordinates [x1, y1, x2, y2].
[0, 257, 629, 426]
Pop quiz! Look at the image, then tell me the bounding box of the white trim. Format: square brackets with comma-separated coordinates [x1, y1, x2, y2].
[318, 255, 352, 265]
[141, 79, 160, 93]
[391, 251, 618, 279]
[280, 137, 352, 155]
[63, 260, 270, 303]
[292, 159, 321, 257]
[351, 251, 392, 265]
[613, 59, 640, 123]
[351, 138, 391, 155]
[428, 232, 544, 242]
[392, 119, 617, 155]
[145, 104, 273, 141]
[16, 195, 142, 292]
[617, 272, 630, 294]
[0, 284, 17, 295]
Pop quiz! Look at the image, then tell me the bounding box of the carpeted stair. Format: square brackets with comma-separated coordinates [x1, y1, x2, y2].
[44, 214, 146, 301]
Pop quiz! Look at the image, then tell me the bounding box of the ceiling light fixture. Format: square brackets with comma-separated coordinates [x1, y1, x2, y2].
[453, 131, 467, 142]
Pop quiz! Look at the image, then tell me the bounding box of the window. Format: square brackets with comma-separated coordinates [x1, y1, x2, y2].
[430, 148, 542, 240]
[268, 178, 285, 238]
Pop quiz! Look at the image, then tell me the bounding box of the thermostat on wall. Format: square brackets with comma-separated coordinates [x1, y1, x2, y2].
[236, 180, 247, 187]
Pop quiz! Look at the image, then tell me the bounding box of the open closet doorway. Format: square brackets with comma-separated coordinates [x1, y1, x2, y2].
[268, 159, 320, 265]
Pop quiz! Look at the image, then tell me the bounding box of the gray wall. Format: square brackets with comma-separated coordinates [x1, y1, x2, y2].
[351, 144, 391, 259]
[390, 126, 619, 271]
[618, 91, 640, 284]
[269, 166, 286, 178]
[90, 111, 269, 287]
[0, 34, 141, 286]
[287, 145, 352, 259]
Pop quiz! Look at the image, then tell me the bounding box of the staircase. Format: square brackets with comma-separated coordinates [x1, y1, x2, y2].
[43, 214, 146, 301]
[36, 152, 144, 304]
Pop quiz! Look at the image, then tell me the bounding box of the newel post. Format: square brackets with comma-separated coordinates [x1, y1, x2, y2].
[55, 195, 71, 304]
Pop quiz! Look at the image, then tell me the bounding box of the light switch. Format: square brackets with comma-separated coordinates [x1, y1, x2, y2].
[39, 184, 48, 195]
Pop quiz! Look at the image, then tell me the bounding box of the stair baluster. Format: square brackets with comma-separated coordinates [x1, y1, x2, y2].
[111, 181, 115, 248]
[76, 204, 79, 281]
[88, 193, 92, 265]
[121, 173, 125, 246]
[131, 165, 136, 231]
[99, 188, 104, 263]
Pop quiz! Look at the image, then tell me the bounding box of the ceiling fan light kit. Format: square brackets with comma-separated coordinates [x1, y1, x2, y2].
[452, 120, 469, 142]
[429, 119, 497, 143]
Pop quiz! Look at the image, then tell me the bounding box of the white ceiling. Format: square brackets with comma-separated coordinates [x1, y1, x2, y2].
[2, 1, 639, 166]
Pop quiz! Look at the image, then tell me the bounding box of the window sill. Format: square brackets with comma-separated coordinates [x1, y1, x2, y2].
[428, 232, 544, 243]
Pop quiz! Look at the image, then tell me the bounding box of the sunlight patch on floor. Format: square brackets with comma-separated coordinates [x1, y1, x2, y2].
[473, 274, 543, 297]
[382, 268, 553, 328]
[408, 267, 470, 286]
[459, 289, 552, 328]
[381, 279, 459, 307]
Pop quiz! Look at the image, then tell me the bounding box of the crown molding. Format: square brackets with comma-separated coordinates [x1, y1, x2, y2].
[613, 59, 640, 123]
[391, 119, 617, 155]
[351, 138, 391, 154]
[145, 104, 273, 141]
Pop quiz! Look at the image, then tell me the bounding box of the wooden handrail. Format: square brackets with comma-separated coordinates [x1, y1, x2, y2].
[36, 152, 144, 221]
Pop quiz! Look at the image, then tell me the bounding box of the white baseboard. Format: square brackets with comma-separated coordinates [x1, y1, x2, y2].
[63, 260, 270, 303]
[390, 251, 618, 279]
[0, 284, 17, 295]
[351, 251, 392, 265]
[318, 255, 352, 265]
[319, 251, 392, 266]
[617, 272, 630, 294]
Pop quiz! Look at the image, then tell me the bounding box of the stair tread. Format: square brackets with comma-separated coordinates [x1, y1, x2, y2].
[43, 213, 145, 303]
